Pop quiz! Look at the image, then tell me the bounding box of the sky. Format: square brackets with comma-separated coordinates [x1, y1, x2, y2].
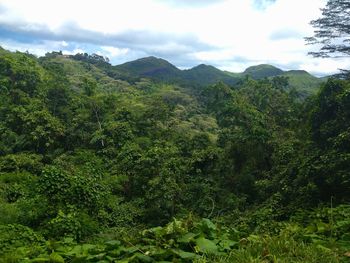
[0, 0, 349, 76]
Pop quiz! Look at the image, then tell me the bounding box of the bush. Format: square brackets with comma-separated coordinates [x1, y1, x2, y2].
[0, 224, 46, 259]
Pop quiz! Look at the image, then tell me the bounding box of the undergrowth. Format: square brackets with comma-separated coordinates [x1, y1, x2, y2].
[1, 205, 350, 262]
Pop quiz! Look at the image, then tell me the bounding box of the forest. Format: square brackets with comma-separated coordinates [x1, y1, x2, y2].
[0, 1, 350, 260]
[0, 45, 349, 262]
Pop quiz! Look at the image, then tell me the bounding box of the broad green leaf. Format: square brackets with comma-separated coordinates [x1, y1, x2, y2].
[219, 239, 238, 250]
[177, 232, 197, 243]
[200, 218, 216, 231]
[86, 253, 107, 261]
[105, 240, 121, 248]
[171, 249, 199, 259]
[195, 237, 218, 254]
[65, 245, 84, 256]
[316, 221, 328, 233]
[30, 258, 50, 263]
[120, 245, 140, 254]
[316, 244, 332, 252]
[126, 252, 153, 262]
[49, 252, 64, 263]
[107, 248, 121, 257]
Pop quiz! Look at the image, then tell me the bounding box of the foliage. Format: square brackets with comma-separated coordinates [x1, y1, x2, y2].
[0, 47, 349, 262]
[1, 215, 349, 262]
[306, 0, 350, 59]
[243, 64, 284, 79]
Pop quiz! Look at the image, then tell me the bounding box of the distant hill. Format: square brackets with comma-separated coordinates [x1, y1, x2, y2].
[243, 64, 284, 79]
[183, 64, 241, 86]
[279, 70, 324, 96]
[50, 53, 324, 96]
[111, 57, 325, 95]
[115, 56, 182, 82]
[114, 58, 242, 86]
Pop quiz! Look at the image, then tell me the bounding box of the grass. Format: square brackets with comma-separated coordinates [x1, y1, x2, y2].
[195, 234, 342, 263]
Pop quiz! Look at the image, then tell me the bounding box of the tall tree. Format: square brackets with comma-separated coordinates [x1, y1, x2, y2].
[306, 0, 350, 58]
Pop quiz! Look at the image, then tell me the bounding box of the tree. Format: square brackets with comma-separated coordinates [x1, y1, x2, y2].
[306, 0, 350, 58]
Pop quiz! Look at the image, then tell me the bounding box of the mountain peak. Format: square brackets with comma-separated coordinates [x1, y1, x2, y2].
[121, 56, 177, 68]
[136, 56, 169, 63]
[285, 70, 309, 75]
[243, 64, 284, 79]
[115, 56, 181, 79]
[189, 64, 221, 71]
[111, 56, 322, 94]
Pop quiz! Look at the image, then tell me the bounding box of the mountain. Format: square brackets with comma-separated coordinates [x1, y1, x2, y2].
[280, 70, 324, 96]
[111, 57, 324, 95]
[243, 64, 284, 79]
[114, 56, 182, 82]
[183, 64, 241, 86]
[58, 52, 323, 96]
[114, 58, 242, 86]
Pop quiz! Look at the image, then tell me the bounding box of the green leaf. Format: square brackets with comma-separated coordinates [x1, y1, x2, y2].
[316, 244, 332, 252]
[195, 237, 218, 254]
[171, 249, 199, 259]
[200, 218, 216, 230]
[105, 240, 121, 249]
[316, 221, 328, 233]
[143, 226, 164, 238]
[177, 232, 197, 243]
[86, 253, 107, 260]
[127, 252, 153, 262]
[49, 252, 65, 263]
[219, 239, 238, 250]
[341, 233, 350, 241]
[107, 248, 122, 257]
[30, 258, 50, 263]
[65, 245, 84, 256]
[120, 245, 140, 254]
[247, 234, 261, 243]
[82, 244, 96, 252]
[199, 218, 216, 236]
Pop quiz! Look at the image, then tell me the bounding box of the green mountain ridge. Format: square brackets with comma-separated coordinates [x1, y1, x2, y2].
[243, 64, 284, 79]
[112, 56, 325, 95]
[279, 70, 324, 96]
[30, 52, 326, 96]
[115, 56, 182, 80]
[183, 64, 240, 86]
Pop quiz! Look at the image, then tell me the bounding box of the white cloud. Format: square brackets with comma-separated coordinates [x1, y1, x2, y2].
[0, 39, 72, 56]
[300, 57, 350, 76]
[62, 48, 85, 55]
[0, 0, 348, 75]
[101, 46, 129, 57]
[61, 41, 68, 47]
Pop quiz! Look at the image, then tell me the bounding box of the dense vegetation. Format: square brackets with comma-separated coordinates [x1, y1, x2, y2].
[0, 46, 349, 262]
[114, 56, 324, 96]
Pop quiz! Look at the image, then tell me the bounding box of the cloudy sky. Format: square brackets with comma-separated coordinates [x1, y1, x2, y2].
[0, 0, 348, 76]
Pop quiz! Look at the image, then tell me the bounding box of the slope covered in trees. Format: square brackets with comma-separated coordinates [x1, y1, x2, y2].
[0, 47, 349, 262]
[80, 53, 324, 96]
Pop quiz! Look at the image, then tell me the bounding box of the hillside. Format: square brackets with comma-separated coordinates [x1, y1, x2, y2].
[1, 47, 349, 262]
[29, 51, 325, 97]
[280, 70, 324, 96]
[111, 57, 324, 95]
[243, 64, 284, 79]
[183, 64, 241, 86]
[115, 56, 182, 81]
[43, 52, 324, 96]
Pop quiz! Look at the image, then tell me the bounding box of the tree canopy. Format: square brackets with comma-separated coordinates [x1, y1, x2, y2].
[306, 0, 350, 58]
